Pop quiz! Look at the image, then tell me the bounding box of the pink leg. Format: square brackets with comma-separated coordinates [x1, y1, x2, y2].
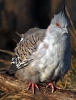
[27, 82, 39, 94]
[46, 82, 62, 93]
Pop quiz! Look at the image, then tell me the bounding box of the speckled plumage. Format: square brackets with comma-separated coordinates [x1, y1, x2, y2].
[7, 0, 71, 93]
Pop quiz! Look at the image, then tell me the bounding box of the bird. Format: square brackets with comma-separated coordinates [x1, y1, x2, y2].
[6, 0, 71, 94]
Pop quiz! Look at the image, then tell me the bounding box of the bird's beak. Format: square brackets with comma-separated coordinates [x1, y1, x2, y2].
[62, 28, 68, 34]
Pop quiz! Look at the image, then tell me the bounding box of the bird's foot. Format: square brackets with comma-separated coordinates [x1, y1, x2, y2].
[46, 82, 62, 93]
[27, 82, 39, 94]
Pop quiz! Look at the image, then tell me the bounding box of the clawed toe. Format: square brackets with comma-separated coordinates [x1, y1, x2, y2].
[27, 82, 39, 94]
[46, 82, 62, 93]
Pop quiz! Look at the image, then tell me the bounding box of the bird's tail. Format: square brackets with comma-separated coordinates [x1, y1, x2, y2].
[6, 56, 18, 75]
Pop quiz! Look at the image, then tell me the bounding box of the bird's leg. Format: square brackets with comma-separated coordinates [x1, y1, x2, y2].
[46, 82, 62, 93]
[27, 82, 39, 94]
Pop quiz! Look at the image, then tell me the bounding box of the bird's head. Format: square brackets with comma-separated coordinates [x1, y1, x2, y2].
[48, 0, 69, 34]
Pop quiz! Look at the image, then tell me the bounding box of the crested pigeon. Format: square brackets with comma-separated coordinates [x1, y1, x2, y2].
[6, 0, 71, 94]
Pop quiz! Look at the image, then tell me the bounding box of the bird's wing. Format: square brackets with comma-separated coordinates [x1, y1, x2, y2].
[14, 28, 46, 69]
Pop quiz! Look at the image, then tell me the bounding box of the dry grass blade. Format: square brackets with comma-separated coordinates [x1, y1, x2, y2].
[0, 49, 15, 56]
[0, 59, 10, 65]
[13, 38, 18, 43]
[66, 7, 76, 54]
[69, 28, 75, 40]
[69, 28, 76, 49]
[15, 32, 22, 38]
[66, 7, 76, 36]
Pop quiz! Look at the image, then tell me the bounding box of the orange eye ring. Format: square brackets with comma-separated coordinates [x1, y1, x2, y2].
[56, 23, 60, 27]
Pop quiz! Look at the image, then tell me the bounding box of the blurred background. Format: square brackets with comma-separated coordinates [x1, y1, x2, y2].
[0, 0, 76, 50]
[0, 0, 76, 93]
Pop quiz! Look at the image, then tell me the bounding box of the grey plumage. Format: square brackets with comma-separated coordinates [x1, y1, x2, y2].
[6, 0, 71, 93]
[51, 11, 69, 27]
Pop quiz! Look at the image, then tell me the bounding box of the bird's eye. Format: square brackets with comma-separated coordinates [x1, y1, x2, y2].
[56, 23, 60, 28]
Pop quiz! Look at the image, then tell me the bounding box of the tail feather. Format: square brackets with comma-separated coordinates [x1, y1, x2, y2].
[6, 56, 18, 74]
[6, 64, 17, 74]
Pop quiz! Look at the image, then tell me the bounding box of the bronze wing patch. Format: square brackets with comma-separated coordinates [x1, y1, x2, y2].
[14, 28, 46, 69]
